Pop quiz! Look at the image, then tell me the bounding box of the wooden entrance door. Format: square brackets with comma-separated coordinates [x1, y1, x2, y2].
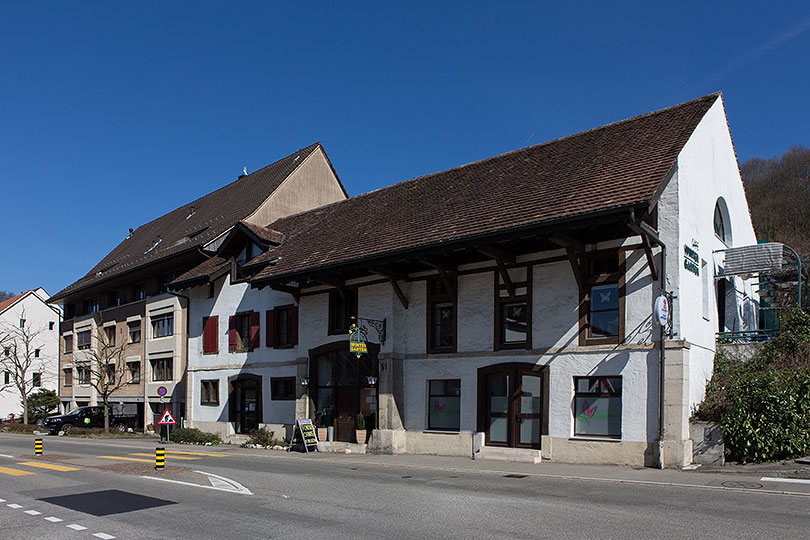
[483, 368, 542, 449]
[231, 377, 261, 434]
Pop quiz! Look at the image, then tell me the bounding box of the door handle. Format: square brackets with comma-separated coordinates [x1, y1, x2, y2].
[516, 416, 523, 424]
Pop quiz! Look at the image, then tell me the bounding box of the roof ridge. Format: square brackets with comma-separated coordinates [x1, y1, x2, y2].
[269, 93, 721, 222]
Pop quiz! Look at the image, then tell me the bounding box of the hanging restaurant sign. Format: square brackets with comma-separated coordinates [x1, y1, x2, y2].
[683, 244, 700, 276]
[348, 316, 386, 358]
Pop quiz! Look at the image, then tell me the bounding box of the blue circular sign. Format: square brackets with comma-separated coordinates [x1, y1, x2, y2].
[157, 386, 168, 397]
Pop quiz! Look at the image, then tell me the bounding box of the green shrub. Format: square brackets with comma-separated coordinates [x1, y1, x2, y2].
[171, 427, 221, 445]
[696, 309, 810, 462]
[242, 428, 280, 448]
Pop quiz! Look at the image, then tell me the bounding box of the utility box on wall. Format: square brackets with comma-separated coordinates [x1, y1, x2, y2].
[690, 421, 725, 465]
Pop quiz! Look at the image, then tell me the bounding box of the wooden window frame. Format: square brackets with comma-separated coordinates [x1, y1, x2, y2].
[427, 379, 461, 432]
[269, 305, 298, 349]
[573, 376, 622, 439]
[201, 379, 219, 405]
[229, 311, 259, 352]
[270, 376, 296, 400]
[328, 289, 358, 336]
[578, 250, 625, 346]
[493, 267, 532, 351]
[427, 276, 457, 354]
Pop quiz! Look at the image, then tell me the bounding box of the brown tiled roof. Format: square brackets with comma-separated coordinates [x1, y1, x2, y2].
[239, 221, 285, 245]
[0, 291, 28, 314]
[171, 256, 231, 288]
[252, 94, 720, 283]
[49, 143, 323, 302]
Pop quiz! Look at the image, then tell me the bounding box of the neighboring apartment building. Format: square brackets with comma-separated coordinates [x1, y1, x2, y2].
[0, 288, 61, 420]
[175, 93, 757, 467]
[48, 143, 347, 429]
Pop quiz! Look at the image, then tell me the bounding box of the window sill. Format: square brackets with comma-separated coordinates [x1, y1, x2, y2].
[273, 344, 295, 350]
[423, 429, 461, 434]
[202, 351, 219, 355]
[200, 402, 219, 407]
[569, 436, 621, 442]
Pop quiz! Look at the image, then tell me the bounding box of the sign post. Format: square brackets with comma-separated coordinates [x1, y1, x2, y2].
[157, 408, 177, 444]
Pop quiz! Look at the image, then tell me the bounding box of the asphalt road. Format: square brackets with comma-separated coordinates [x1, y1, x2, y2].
[0, 433, 808, 540]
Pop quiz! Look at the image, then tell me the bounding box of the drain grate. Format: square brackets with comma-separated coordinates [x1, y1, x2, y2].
[721, 481, 762, 489]
[503, 474, 528, 479]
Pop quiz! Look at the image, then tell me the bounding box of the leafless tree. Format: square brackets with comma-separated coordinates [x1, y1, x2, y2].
[0, 291, 15, 302]
[77, 325, 134, 433]
[0, 309, 53, 424]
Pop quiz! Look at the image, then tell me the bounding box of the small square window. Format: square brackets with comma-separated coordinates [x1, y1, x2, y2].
[574, 376, 622, 439]
[49, 321, 55, 330]
[34, 348, 41, 358]
[270, 377, 296, 400]
[427, 379, 460, 431]
[77, 330, 91, 350]
[201, 380, 219, 405]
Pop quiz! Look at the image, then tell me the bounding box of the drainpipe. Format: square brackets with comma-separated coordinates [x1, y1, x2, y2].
[169, 290, 191, 430]
[630, 211, 668, 469]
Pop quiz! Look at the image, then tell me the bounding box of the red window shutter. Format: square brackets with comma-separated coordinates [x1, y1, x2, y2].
[291, 306, 299, 346]
[228, 316, 236, 352]
[266, 310, 274, 348]
[250, 311, 260, 350]
[203, 316, 218, 353]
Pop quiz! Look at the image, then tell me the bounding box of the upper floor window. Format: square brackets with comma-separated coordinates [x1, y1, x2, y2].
[151, 313, 174, 338]
[328, 289, 357, 335]
[229, 312, 259, 352]
[108, 290, 121, 307]
[580, 252, 624, 345]
[427, 277, 456, 353]
[32, 372, 41, 387]
[132, 282, 146, 301]
[63, 368, 72, 387]
[714, 198, 731, 245]
[495, 268, 531, 349]
[49, 321, 55, 330]
[19, 319, 25, 328]
[268, 305, 298, 348]
[77, 330, 92, 350]
[128, 321, 141, 343]
[64, 334, 73, 354]
[151, 357, 173, 381]
[34, 348, 40, 358]
[104, 326, 116, 346]
[77, 365, 91, 385]
[202, 316, 219, 354]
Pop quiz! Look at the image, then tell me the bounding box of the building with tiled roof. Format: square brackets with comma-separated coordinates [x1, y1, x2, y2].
[50, 144, 347, 428]
[172, 93, 759, 467]
[1, 288, 62, 422]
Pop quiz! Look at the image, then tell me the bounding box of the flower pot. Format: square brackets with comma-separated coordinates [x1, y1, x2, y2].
[318, 427, 328, 442]
[355, 429, 367, 444]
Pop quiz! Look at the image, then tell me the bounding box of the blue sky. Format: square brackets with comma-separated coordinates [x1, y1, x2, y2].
[1, 2, 808, 298]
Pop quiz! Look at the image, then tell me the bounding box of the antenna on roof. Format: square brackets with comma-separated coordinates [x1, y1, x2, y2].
[127, 228, 134, 239]
[186, 206, 196, 220]
[243, 166, 248, 176]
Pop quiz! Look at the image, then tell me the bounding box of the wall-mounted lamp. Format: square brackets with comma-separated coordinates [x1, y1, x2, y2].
[366, 376, 378, 387]
[300, 377, 309, 387]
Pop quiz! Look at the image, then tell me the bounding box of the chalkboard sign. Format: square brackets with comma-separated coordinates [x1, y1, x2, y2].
[289, 419, 319, 453]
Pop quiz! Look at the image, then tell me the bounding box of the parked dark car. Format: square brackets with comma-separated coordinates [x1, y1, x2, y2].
[43, 406, 138, 434]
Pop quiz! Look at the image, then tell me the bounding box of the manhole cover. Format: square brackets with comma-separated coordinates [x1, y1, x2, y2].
[504, 474, 528, 479]
[40, 490, 176, 516]
[721, 481, 763, 489]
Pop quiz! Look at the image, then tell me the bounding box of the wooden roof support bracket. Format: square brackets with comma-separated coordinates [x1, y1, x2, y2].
[370, 267, 409, 309]
[316, 276, 345, 298]
[270, 283, 301, 304]
[549, 233, 586, 291]
[564, 247, 586, 292]
[478, 246, 516, 297]
[627, 222, 659, 282]
[388, 277, 409, 310]
[419, 258, 457, 303]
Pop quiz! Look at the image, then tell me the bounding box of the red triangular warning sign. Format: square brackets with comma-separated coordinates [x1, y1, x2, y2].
[157, 409, 177, 425]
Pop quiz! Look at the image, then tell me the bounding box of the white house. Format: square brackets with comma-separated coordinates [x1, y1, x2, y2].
[175, 93, 757, 467]
[0, 288, 62, 421]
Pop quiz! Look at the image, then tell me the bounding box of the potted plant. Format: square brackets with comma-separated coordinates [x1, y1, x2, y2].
[315, 411, 328, 442]
[355, 413, 367, 445]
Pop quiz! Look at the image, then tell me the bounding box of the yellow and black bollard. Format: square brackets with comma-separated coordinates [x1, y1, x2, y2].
[155, 447, 165, 470]
[34, 438, 43, 456]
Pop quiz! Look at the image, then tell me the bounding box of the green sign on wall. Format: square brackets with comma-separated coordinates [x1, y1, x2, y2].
[684, 244, 700, 276]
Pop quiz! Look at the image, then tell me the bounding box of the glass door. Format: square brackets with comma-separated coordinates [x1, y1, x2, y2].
[484, 368, 542, 449]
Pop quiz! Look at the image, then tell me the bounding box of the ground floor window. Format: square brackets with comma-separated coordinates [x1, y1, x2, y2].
[427, 379, 460, 431]
[573, 376, 622, 438]
[201, 379, 219, 405]
[270, 377, 296, 400]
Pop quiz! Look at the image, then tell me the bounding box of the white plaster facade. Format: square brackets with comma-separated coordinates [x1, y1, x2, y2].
[0, 288, 61, 420]
[183, 95, 757, 467]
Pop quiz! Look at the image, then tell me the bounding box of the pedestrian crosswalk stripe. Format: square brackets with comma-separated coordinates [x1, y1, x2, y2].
[164, 450, 227, 457]
[97, 456, 155, 463]
[18, 462, 80, 472]
[129, 453, 199, 461]
[0, 466, 35, 476]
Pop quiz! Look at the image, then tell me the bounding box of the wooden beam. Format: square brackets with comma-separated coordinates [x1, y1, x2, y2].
[565, 247, 586, 292]
[315, 277, 345, 297]
[478, 245, 516, 265]
[495, 258, 515, 297]
[419, 258, 457, 274]
[548, 232, 586, 253]
[641, 235, 659, 282]
[370, 266, 409, 281]
[388, 278, 409, 309]
[270, 283, 301, 304]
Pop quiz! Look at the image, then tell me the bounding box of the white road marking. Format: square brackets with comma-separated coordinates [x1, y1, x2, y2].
[195, 470, 252, 494]
[0, 498, 5, 502]
[67, 524, 87, 531]
[7, 503, 22, 509]
[761, 476, 810, 485]
[0, 454, 15, 458]
[142, 471, 253, 495]
[93, 533, 116, 539]
[44, 516, 63, 522]
[25, 510, 42, 515]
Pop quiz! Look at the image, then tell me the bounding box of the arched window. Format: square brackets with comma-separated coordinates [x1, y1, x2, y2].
[714, 198, 731, 244]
